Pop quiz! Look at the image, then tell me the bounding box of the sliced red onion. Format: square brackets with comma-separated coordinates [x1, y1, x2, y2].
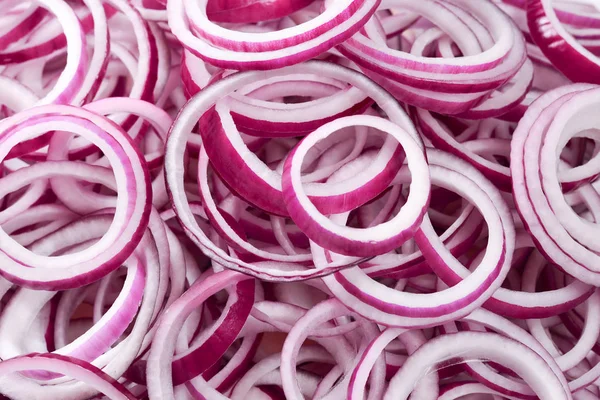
[528, 0, 600, 84]
[384, 332, 570, 399]
[282, 114, 430, 257]
[206, 0, 315, 23]
[199, 99, 402, 216]
[8, 0, 88, 105]
[322, 149, 514, 327]
[0, 105, 150, 289]
[0, 0, 598, 398]
[339, 0, 528, 115]
[511, 84, 600, 285]
[146, 270, 252, 399]
[168, 0, 379, 69]
[227, 74, 372, 137]
[0, 353, 137, 399]
[415, 108, 513, 191]
[166, 60, 422, 279]
[171, 279, 254, 385]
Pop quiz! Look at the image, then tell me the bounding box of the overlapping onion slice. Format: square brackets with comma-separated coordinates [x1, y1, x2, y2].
[168, 0, 379, 70]
[338, 0, 530, 116]
[512, 84, 600, 286]
[527, 0, 600, 84]
[166, 60, 428, 279]
[414, 110, 515, 191]
[0, 105, 150, 289]
[321, 148, 514, 327]
[0, 206, 177, 399]
[0, 0, 599, 398]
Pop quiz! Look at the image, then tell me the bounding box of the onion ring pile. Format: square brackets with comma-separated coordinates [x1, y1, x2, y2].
[0, 0, 598, 399]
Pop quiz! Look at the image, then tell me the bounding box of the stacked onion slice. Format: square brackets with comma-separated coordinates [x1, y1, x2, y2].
[168, 0, 380, 69]
[339, 0, 531, 117]
[0, 0, 598, 398]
